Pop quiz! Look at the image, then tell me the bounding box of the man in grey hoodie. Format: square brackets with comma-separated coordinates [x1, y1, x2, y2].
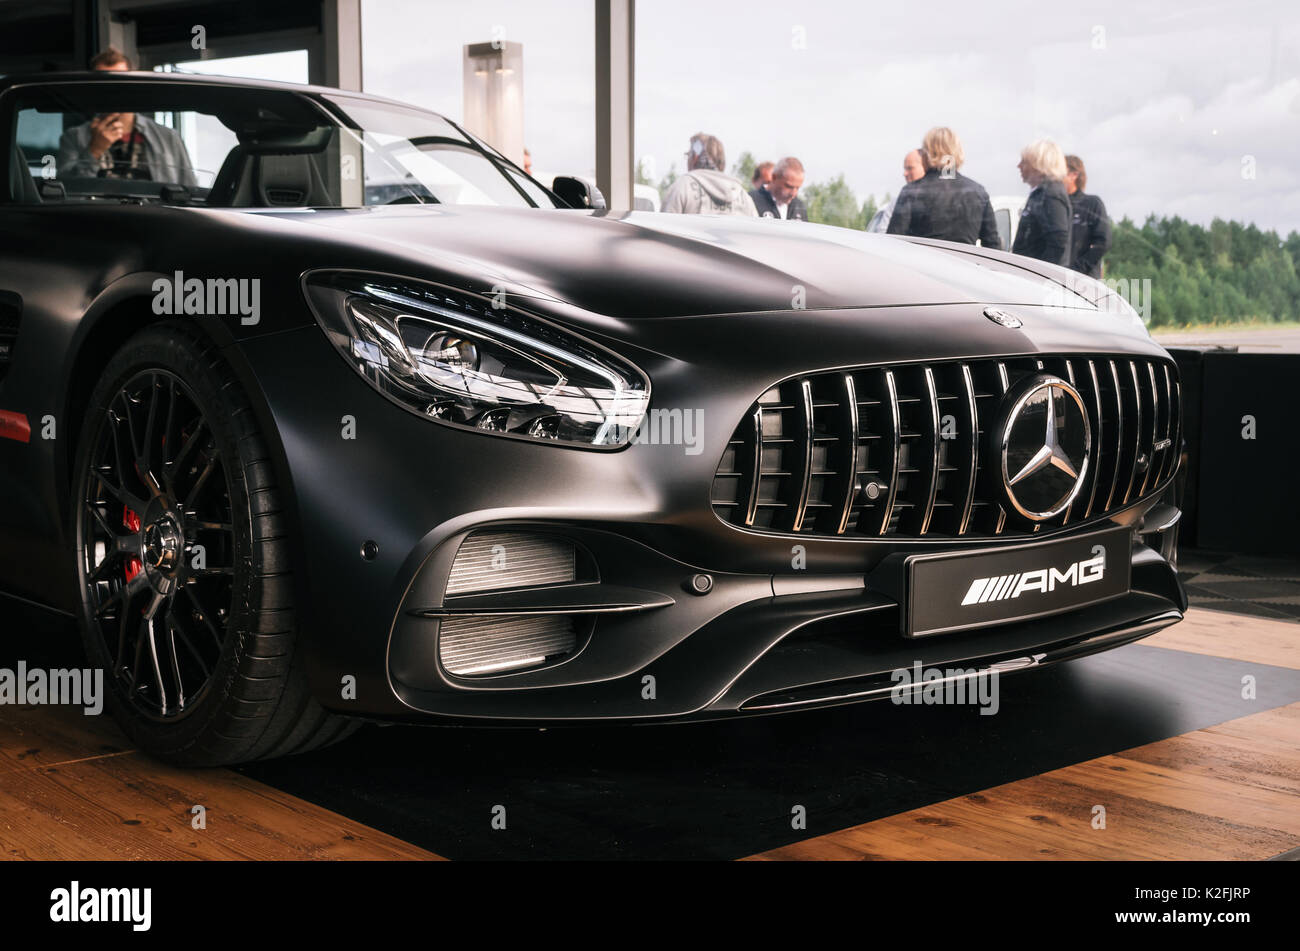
[662, 133, 757, 216]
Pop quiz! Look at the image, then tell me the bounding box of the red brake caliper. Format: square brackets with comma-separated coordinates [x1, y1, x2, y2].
[123, 505, 143, 582]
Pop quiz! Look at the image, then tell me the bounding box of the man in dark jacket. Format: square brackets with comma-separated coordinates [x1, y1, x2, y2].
[1064, 155, 1112, 278]
[749, 156, 807, 220]
[886, 127, 1000, 248]
[1011, 139, 1072, 266]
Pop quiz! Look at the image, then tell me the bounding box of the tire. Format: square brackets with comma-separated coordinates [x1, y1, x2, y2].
[72, 322, 358, 766]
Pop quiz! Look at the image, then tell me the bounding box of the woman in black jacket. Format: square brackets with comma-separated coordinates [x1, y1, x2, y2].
[886, 126, 1001, 248]
[1011, 139, 1072, 266]
[1064, 154, 1112, 278]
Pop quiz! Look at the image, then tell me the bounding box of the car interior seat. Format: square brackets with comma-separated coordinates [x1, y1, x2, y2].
[208, 147, 333, 207]
[8, 145, 41, 203]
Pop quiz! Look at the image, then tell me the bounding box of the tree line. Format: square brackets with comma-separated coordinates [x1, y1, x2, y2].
[1106, 216, 1300, 327]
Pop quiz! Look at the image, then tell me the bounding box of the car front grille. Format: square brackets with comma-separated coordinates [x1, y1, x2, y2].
[710, 355, 1181, 538]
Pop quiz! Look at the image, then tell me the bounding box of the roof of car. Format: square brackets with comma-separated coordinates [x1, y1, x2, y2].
[0, 70, 428, 114]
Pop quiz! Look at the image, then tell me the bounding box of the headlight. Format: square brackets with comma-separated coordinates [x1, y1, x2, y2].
[304, 273, 650, 448]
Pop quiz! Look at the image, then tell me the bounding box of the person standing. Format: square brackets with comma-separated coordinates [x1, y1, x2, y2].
[751, 161, 774, 191]
[57, 47, 196, 186]
[1011, 140, 1072, 266]
[662, 133, 757, 216]
[873, 149, 926, 232]
[886, 127, 1001, 248]
[902, 148, 925, 185]
[1064, 155, 1112, 278]
[750, 156, 807, 220]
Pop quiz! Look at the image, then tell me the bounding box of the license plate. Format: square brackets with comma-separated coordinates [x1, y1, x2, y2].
[905, 526, 1132, 638]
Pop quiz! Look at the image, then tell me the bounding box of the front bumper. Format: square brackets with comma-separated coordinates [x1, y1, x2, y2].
[235, 319, 1184, 723]
[384, 512, 1184, 722]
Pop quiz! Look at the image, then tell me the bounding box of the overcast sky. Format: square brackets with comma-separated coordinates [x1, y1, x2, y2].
[360, 0, 1300, 234]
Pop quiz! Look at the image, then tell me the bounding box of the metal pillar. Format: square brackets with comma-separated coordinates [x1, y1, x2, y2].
[595, 0, 634, 211]
[322, 0, 363, 91]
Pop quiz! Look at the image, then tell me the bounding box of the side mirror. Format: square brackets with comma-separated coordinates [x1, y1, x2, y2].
[552, 175, 607, 210]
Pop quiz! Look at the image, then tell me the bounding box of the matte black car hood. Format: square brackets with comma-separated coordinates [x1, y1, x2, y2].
[254, 205, 1103, 320]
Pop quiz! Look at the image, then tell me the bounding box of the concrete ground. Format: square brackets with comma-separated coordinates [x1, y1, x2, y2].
[1152, 326, 1300, 353]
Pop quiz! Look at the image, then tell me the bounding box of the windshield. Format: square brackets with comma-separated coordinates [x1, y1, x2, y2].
[321, 94, 555, 208]
[5, 80, 562, 210]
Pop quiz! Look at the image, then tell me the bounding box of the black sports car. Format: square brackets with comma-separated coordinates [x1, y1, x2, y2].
[0, 71, 1185, 765]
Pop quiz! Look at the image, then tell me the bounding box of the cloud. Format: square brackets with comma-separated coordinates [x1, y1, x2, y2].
[362, 0, 1300, 234]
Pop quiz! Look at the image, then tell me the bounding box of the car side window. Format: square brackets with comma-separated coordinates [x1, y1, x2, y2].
[4, 84, 336, 207]
[15, 108, 62, 187]
[9, 102, 224, 203]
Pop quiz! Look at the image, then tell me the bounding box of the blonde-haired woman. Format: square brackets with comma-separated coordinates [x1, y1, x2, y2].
[887, 126, 1001, 248]
[1012, 139, 1071, 265]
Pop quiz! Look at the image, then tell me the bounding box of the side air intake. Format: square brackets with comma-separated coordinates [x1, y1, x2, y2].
[444, 531, 576, 595]
[438, 531, 585, 677]
[438, 615, 578, 676]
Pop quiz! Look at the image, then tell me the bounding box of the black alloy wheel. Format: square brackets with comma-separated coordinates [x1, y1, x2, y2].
[80, 368, 233, 720]
[73, 323, 358, 765]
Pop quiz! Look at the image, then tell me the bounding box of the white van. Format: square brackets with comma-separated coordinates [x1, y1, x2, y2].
[989, 195, 1026, 251]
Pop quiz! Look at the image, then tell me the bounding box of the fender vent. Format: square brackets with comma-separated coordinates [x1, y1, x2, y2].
[439, 615, 578, 676]
[445, 531, 576, 595]
[439, 531, 589, 677]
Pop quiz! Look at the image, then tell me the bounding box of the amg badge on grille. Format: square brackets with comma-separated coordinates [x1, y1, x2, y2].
[999, 376, 1092, 520]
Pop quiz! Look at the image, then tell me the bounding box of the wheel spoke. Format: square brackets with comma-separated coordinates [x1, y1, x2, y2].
[116, 593, 131, 666]
[93, 571, 146, 620]
[142, 589, 165, 622]
[87, 550, 123, 584]
[142, 592, 169, 714]
[142, 469, 166, 503]
[170, 419, 209, 480]
[118, 389, 144, 470]
[181, 584, 226, 650]
[103, 407, 148, 512]
[164, 617, 186, 711]
[129, 609, 146, 687]
[94, 588, 122, 620]
[187, 454, 217, 503]
[87, 501, 117, 538]
[119, 387, 167, 504]
[161, 377, 179, 494]
[83, 501, 134, 583]
[167, 608, 212, 680]
[142, 373, 160, 472]
[98, 474, 150, 517]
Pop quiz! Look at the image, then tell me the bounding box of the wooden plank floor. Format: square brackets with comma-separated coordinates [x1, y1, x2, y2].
[1, 607, 1292, 861]
[747, 607, 1300, 860]
[1146, 608, 1300, 669]
[0, 705, 441, 860]
[747, 704, 1300, 860]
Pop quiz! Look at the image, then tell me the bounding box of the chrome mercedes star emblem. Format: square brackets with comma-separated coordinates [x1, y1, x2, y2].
[983, 307, 1023, 329]
[999, 377, 1091, 520]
